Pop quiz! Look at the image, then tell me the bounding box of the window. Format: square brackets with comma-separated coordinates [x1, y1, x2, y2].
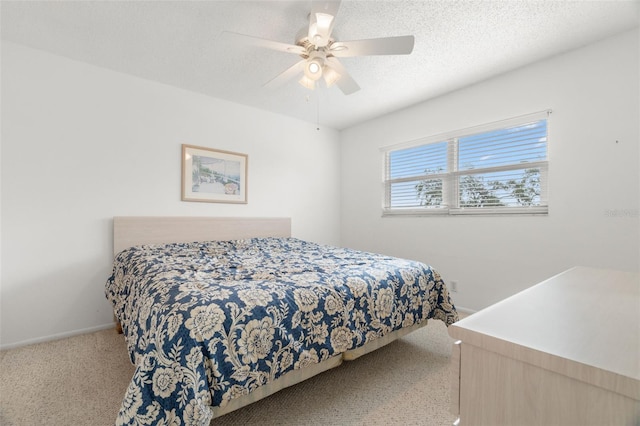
[382, 110, 550, 215]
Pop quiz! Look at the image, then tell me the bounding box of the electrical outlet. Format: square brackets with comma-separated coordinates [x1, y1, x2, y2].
[450, 280, 458, 292]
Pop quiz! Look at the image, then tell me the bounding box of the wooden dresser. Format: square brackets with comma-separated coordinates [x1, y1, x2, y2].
[448, 267, 640, 425]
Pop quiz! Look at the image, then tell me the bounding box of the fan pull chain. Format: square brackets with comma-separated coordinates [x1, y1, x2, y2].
[306, 94, 321, 131]
[316, 93, 320, 131]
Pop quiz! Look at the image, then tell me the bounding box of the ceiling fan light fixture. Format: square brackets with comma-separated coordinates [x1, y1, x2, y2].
[298, 75, 316, 90]
[304, 53, 324, 81]
[309, 61, 321, 74]
[323, 66, 341, 87]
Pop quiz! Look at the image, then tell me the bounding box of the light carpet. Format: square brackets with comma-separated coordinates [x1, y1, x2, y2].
[0, 319, 459, 425]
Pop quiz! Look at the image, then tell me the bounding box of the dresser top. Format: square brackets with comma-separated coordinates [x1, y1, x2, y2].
[449, 267, 640, 383]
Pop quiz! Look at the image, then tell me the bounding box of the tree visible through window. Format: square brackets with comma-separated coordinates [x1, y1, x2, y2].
[383, 111, 549, 215]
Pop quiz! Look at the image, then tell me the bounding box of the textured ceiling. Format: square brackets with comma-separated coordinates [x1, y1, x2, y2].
[2, 1, 639, 129]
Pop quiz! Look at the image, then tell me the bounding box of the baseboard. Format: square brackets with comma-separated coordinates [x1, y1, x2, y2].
[0, 323, 117, 351]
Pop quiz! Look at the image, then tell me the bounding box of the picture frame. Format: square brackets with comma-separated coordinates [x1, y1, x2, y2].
[181, 144, 248, 204]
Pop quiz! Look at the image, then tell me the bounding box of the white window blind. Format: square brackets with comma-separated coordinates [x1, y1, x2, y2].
[386, 141, 448, 209]
[382, 110, 550, 216]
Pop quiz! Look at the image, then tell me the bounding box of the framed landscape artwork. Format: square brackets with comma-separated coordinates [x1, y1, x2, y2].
[181, 144, 248, 204]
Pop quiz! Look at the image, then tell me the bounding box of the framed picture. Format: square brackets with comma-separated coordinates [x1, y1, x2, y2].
[181, 144, 248, 204]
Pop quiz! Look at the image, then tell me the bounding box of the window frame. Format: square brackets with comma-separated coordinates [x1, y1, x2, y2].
[381, 110, 551, 217]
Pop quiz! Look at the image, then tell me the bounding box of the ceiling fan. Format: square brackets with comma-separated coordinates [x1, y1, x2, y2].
[220, 0, 415, 95]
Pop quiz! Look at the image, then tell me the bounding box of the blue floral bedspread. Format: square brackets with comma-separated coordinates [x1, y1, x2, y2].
[105, 237, 457, 425]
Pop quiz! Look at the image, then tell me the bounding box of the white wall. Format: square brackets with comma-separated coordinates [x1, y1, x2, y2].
[0, 41, 341, 348]
[340, 29, 639, 312]
[2, 29, 638, 349]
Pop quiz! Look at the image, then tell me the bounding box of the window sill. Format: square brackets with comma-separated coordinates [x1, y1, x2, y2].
[382, 206, 548, 217]
[382, 208, 449, 217]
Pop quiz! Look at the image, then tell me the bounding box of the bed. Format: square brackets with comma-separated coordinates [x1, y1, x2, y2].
[106, 216, 458, 426]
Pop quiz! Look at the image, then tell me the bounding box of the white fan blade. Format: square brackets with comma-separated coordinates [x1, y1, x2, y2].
[308, 1, 341, 47]
[220, 31, 305, 55]
[263, 60, 305, 89]
[325, 57, 360, 95]
[330, 35, 415, 57]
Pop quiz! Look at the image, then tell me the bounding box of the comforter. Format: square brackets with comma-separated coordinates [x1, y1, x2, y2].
[106, 237, 457, 425]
